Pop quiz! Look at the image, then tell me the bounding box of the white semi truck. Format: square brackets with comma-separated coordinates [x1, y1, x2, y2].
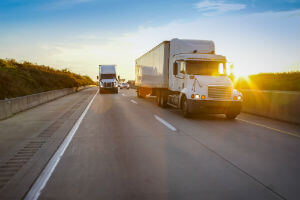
[135, 38, 242, 118]
[98, 65, 118, 94]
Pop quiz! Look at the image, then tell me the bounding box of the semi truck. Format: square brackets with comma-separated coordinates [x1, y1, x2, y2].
[135, 38, 242, 118]
[98, 65, 118, 94]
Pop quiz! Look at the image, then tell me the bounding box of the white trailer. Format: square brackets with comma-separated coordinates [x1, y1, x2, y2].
[135, 38, 242, 118]
[98, 65, 118, 94]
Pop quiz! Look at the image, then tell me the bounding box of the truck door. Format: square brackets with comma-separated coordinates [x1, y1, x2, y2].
[171, 61, 185, 92]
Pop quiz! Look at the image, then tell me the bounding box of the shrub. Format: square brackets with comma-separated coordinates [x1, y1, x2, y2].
[234, 71, 300, 91]
[0, 59, 95, 99]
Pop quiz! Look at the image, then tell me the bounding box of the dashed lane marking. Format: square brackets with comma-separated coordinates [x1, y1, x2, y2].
[130, 100, 137, 104]
[154, 115, 177, 132]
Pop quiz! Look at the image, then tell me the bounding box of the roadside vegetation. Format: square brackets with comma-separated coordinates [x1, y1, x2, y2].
[0, 59, 95, 100]
[234, 71, 300, 91]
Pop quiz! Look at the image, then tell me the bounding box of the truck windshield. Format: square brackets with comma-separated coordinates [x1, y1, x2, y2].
[101, 74, 116, 79]
[186, 61, 226, 76]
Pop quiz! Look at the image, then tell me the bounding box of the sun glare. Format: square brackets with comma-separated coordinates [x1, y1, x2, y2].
[232, 69, 250, 79]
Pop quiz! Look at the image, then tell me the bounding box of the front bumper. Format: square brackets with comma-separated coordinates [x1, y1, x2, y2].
[187, 100, 242, 114]
[99, 86, 118, 91]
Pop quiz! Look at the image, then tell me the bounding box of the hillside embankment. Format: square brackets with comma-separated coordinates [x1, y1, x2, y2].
[234, 72, 300, 91]
[0, 59, 95, 100]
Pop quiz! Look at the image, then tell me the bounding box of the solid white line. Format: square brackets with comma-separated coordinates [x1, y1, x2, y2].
[154, 115, 177, 132]
[130, 99, 137, 104]
[237, 118, 300, 138]
[25, 89, 99, 200]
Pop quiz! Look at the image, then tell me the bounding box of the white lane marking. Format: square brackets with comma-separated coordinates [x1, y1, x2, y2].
[25, 89, 99, 200]
[130, 99, 137, 104]
[121, 93, 126, 96]
[154, 115, 177, 132]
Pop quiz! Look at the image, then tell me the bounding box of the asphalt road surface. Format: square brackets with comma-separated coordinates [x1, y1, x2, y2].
[0, 87, 300, 200]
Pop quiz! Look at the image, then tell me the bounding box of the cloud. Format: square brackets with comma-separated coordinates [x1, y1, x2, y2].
[195, 0, 246, 15]
[1, 9, 299, 80]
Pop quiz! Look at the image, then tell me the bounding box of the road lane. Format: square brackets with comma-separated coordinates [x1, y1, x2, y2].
[25, 89, 98, 200]
[38, 89, 296, 200]
[121, 89, 300, 200]
[0, 87, 97, 199]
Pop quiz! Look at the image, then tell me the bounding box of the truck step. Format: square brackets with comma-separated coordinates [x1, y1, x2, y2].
[167, 103, 178, 109]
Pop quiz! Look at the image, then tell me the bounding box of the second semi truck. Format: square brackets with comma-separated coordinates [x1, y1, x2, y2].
[135, 38, 242, 118]
[98, 65, 118, 94]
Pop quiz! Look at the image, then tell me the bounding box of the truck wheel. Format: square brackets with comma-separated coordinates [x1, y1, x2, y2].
[182, 98, 190, 118]
[156, 91, 161, 107]
[160, 91, 167, 108]
[225, 113, 238, 119]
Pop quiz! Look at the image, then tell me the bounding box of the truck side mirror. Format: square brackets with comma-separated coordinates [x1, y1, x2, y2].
[118, 75, 120, 81]
[179, 62, 186, 74]
[97, 75, 99, 80]
[173, 62, 178, 75]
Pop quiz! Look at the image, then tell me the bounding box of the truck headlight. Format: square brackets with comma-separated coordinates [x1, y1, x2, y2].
[233, 95, 242, 101]
[195, 94, 200, 99]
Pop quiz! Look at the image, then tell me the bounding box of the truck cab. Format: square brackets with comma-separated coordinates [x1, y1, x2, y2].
[98, 65, 118, 94]
[168, 39, 242, 118]
[135, 38, 242, 119]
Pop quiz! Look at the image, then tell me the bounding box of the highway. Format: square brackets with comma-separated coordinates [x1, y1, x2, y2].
[0, 87, 300, 200]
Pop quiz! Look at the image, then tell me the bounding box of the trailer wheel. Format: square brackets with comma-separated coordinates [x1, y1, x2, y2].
[182, 97, 190, 118]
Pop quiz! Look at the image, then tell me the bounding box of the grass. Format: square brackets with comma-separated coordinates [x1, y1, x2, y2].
[0, 59, 95, 100]
[234, 71, 300, 91]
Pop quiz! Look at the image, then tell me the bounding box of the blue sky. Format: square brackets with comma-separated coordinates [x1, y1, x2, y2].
[0, 0, 300, 80]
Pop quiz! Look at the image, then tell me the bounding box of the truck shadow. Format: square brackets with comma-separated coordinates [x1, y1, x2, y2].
[143, 95, 238, 122]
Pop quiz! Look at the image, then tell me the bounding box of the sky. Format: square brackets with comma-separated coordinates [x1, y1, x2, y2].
[0, 0, 300, 80]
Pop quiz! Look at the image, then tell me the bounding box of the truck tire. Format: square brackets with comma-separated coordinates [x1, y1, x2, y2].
[225, 113, 238, 119]
[156, 90, 162, 107]
[157, 96, 161, 107]
[182, 97, 190, 118]
[160, 91, 167, 108]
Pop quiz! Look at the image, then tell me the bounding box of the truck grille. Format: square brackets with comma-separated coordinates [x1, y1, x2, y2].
[208, 86, 232, 99]
[104, 82, 113, 87]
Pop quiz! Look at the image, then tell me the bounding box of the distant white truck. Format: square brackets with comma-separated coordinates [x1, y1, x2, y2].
[98, 65, 118, 94]
[135, 38, 242, 118]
